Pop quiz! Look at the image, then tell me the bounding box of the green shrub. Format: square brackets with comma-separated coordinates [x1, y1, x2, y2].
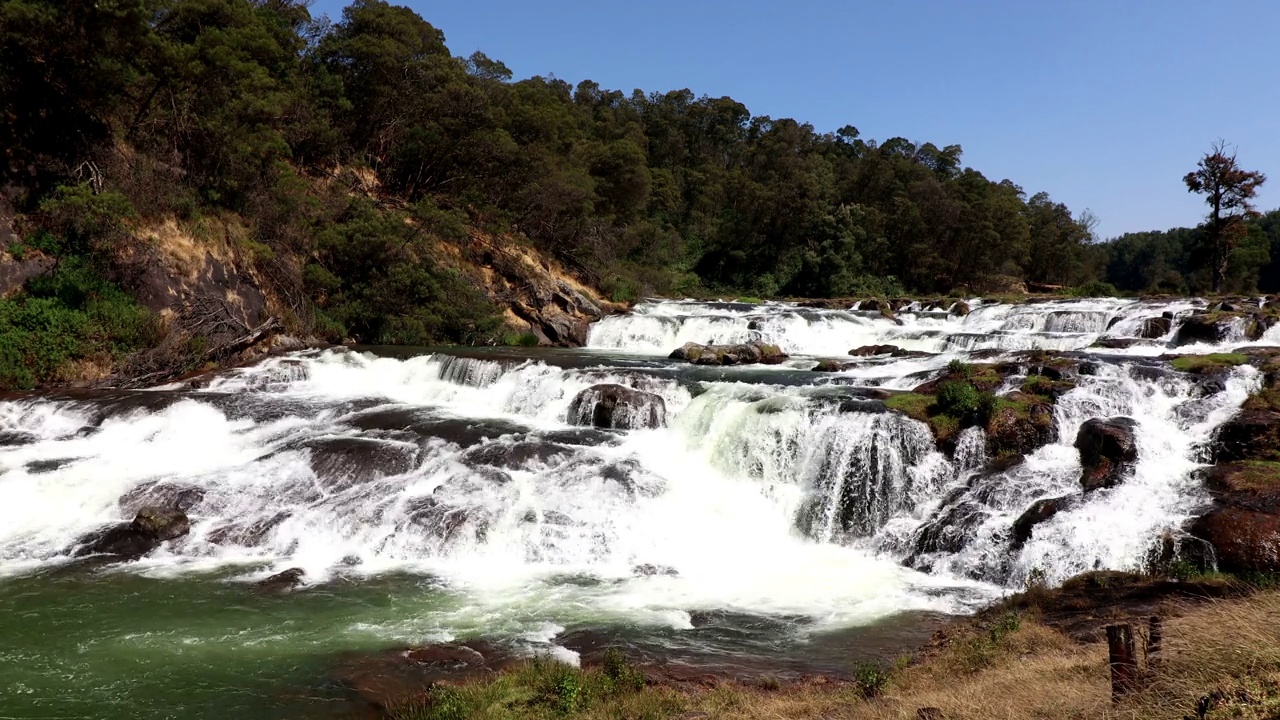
[1071, 280, 1120, 298]
[503, 331, 540, 347]
[946, 358, 973, 376]
[936, 380, 982, 418]
[852, 660, 891, 698]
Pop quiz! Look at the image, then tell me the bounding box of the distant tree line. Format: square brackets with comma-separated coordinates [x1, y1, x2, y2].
[1, 0, 1276, 363]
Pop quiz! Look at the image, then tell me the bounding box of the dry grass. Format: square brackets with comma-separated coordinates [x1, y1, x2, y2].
[378, 590, 1280, 720]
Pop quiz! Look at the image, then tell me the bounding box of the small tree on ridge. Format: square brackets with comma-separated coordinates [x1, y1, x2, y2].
[1184, 140, 1267, 292]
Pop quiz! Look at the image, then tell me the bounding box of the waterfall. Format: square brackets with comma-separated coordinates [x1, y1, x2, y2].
[0, 296, 1267, 642]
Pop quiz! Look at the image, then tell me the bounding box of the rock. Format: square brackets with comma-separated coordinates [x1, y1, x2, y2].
[984, 394, 1056, 459]
[1010, 495, 1079, 550]
[1189, 506, 1280, 573]
[206, 511, 290, 547]
[567, 384, 666, 430]
[632, 564, 678, 577]
[1075, 417, 1138, 492]
[74, 506, 190, 559]
[668, 341, 787, 366]
[812, 359, 852, 372]
[1091, 337, 1140, 349]
[1078, 361, 1101, 376]
[849, 344, 901, 357]
[1139, 316, 1172, 339]
[950, 301, 971, 317]
[1174, 314, 1231, 345]
[543, 312, 590, 346]
[1214, 411, 1280, 463]
[332, 640, 520, 711]
[0, 251, 56, 298]
[119, 482, 206, 514]
[1187, 462, 1280, 572]
[256, 567, 305, 593]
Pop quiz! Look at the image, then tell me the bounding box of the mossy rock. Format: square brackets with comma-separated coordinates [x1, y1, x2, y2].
[1169, 353, 1249, 374]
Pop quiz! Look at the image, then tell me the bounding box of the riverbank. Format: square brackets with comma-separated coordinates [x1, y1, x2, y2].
[361, 571, 1279, 720]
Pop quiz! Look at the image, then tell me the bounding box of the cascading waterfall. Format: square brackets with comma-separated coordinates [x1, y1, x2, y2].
[0, 295, 1274, 717]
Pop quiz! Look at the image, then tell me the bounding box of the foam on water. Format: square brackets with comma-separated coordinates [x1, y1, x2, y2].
[0, 296, 1268, 641]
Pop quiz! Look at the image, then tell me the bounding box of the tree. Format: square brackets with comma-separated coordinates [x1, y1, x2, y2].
[1184, 140, 1267, 292]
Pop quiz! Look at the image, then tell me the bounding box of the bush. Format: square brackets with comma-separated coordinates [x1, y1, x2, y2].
[1070, 280, 1119, 298]
[852, 660, 891, 698]
[936, 380, 982, 418]
[0, 257, 156, 390]
[946, 358, 972, 376]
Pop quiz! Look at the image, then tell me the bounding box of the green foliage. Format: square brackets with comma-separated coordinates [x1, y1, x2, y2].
[0, 256, 156, 390]
[935, 380, 982, 419]
[385, 652, 654, 720]
[1069, 280, 1120, 297]
[503, 332, 540, 347]
[852, 660, 891, 698]
[946, 358, 973, 376]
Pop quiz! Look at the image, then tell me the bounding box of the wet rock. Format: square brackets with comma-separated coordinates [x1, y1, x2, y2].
[1188, 462, 1280, 572]
[985, 394, 1056, 460]
[1214, 411, 1280, 463]
[74, 506, 190, 559]
[0, 431, 37, 447]
[812, 359, 853, 372]
[567, 383, 666, 430]
[669, 341, 788, 366]
[332, 640, 520, 711]
[119, 482, 206, 514]
[1010, 495, 1079, 550]
[1076, 417, 1138, 492]
[1174, 313, 1240, 346]
[206, 511, 290, 547]
[1189, 506, 1280, 573]
[950, 301, 971, 317]
[256, 567, 305, 593]
[1091, 337, 1140, 349]
[632, 563, 678, 577]
[405, 496, 485, 545]
[304, 436, 419, 491]
[1139, 316, 1172, 339]
[849, 344, 900, 357]
[1078, 361, 1101, 376]
[461, 440, 575, 469]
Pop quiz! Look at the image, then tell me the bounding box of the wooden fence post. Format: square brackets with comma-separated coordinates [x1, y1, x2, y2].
[1106, 623, 1138, 701]
[1147, 616, 1163, 668]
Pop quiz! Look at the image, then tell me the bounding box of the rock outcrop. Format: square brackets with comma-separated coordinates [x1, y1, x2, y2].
[1075, 417, 1138, 492]
[567, 384, 666, 430]
[1010, 495, 1079, 550]
[74, 506, 190, 559]
[1139, 316, 1172, 339]
[1188, 462, 1280, 573]
[668, 341, 788, 366]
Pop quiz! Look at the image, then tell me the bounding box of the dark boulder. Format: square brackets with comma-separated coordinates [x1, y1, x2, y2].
[1213, 411, 1280, 463]
[985, 394, 1057, 459]
[119, 482, 206, 514]
[632, 564, 678, 577]
[567, 384, 666, 430]
[1075, 417, 1138, 492]
[950, 301, 971, 317]
[1091, 337, 1140, 350]
[1187, 462, 1280, 573]
[256, 567, 305, 594]
[668, 341, 788, 366]
[74, 506, 190, 559]
[332, 640, 520, 712]
[1173, 313, 1255, 346]
[849, 344, 901, 357]
[812, 359, 853, 372]
[1139, 316, 1172, 339]
[1010, 495, 1079, 550]
[206, 511, 290, 547]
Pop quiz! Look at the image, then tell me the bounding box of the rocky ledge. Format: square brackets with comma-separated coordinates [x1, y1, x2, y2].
[668, 341, 788, 366]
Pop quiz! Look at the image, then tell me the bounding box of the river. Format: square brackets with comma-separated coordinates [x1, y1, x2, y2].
[0, 296, 1266, 717]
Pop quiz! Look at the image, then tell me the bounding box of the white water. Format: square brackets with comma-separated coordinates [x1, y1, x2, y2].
[0, 296, 1270, 647]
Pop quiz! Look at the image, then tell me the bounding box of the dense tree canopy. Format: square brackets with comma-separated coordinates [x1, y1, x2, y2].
[2, 0, 1277, 363]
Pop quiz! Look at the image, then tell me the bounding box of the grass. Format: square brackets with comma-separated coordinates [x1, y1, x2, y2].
[385, 650, 669, 720]
[1170, 353, 1249, 373]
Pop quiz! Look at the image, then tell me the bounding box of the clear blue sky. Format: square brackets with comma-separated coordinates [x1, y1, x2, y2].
[308, 0, 1278, 240]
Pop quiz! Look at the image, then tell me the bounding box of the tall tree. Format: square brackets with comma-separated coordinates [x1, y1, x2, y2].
[1184, 140, 1267, 292]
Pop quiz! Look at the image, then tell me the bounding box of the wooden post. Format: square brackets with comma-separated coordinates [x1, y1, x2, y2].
[1107, 623, 1138, 701]
[1147, 616, 1163, 668]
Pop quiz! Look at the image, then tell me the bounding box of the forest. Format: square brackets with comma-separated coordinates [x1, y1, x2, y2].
[1, 0, 1278, 380]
